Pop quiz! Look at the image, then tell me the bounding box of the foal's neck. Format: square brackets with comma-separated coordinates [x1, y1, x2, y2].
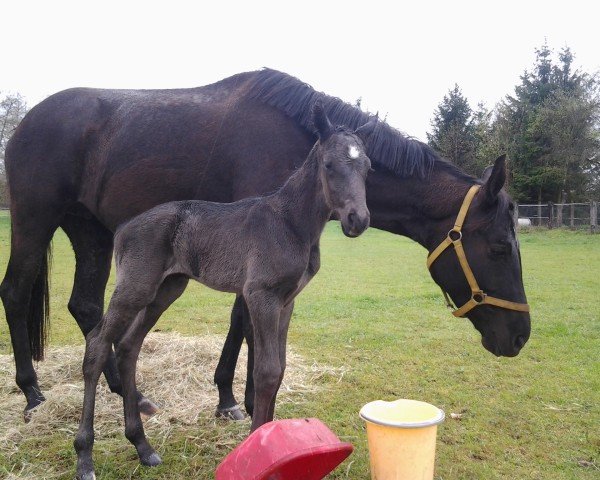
[271, 148, 330, 244]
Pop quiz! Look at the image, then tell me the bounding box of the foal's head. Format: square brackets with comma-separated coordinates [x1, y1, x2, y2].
[312, 104, 374, 237]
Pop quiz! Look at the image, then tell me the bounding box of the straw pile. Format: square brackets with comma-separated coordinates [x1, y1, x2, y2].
[0, 332, 346, 479]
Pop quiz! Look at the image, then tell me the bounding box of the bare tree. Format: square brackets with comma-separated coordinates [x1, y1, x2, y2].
[1, 92, 28, 175]
[0, 92, 27, 206]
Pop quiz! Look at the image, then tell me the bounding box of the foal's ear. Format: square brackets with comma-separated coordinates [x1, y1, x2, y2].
[354, 114, 378, 146]
[481, 154, 507, 205]
[312, 102, 333, 141]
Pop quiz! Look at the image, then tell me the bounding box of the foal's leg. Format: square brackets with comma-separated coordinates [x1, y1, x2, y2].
[74, 278, 163, 480]
[242, 304, 255, 418]
[243, 289, 284, 431]
[213, 295, 247, 420]
[267, 300, 294, 421]
[116, 274, 189, 467]
[61, 213, 159, 417]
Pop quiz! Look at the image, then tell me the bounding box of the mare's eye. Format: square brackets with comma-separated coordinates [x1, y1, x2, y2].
[324, 162, 333, 170]
[490, 243, 510, 256]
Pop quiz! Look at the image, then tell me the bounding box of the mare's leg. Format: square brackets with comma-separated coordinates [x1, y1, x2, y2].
[61, 212, 158, 417]
[267, 301, 294, 420]
[116, 274, 189, 466]
[0, 209, 60, 418]
[243, 289, 284, 431]
[214, 295, 246, 420]
[74, 270, 164, 480]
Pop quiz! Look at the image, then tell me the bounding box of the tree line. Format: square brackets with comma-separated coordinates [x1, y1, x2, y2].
[427, 42, 600, 203]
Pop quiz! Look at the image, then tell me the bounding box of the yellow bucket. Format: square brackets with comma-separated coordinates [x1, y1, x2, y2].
[359, 399, 445, 480]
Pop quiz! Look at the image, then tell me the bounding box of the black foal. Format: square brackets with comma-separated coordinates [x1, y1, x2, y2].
[74, 105, 374, 479]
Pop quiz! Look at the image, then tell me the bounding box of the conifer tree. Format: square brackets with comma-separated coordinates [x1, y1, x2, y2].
[427, 84, 477, 174]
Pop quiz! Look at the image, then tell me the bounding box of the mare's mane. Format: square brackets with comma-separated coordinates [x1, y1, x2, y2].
[245, 68, 475, 182]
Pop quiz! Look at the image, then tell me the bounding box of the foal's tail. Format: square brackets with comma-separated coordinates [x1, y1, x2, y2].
[28, 244, 52, 361]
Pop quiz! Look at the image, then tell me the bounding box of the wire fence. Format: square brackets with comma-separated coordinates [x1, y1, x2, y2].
[516, 201, 599, 233]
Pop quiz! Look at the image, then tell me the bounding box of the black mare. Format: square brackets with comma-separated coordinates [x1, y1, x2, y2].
[74, 107, 372, 479]
[0, 69, 530, 420]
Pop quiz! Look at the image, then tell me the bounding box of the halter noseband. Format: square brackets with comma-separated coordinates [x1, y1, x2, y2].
[426, 185, 530, 318]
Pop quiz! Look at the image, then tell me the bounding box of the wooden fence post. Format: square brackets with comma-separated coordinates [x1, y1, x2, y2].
[557, 202, 563, 228]
[513, 203, 519, 228]
[538, 201, 542, 226]
[570, 203, 575, 230]
[591, 201, 598, 234]
[548, 202, 554, 229]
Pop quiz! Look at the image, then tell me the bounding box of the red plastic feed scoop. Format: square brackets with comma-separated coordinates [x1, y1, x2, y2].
[215, 418, 353, 480]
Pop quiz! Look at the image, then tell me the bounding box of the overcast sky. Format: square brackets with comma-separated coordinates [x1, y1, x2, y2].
[3, 1, 598, 141]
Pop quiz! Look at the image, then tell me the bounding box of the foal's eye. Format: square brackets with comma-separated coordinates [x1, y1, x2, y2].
[324, 162, 333, 170]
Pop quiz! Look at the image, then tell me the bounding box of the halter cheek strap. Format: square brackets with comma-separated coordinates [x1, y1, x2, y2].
[427, 185, 530, 318]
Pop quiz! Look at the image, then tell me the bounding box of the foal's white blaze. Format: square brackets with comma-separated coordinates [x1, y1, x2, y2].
[349, 145, 360, 159]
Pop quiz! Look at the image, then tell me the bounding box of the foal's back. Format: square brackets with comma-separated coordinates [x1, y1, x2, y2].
[114, 195, 308, 295]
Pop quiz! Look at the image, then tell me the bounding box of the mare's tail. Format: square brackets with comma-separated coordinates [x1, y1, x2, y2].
[28, 244, 52, 361]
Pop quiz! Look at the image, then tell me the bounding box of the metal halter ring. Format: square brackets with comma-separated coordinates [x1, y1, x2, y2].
[448, 229, 462, 242]
[472, 291, 486, 304]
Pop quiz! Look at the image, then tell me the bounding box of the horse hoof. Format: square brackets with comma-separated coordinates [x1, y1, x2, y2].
[23, 406, 40, 423]
[76, 471, 96, 480]
[215, 404, 246, 421]
[23, 397, 45, 423]
[138, 397, 160, 419]
[141, 452, 162, 467]
[23, 409, 34, 423]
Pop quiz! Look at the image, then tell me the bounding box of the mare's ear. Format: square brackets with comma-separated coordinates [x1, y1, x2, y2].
[481, 164, 494, 182]
[354, 114, 378, 146]
[312, 101, 333, 141]
[481, 154, 507, 205]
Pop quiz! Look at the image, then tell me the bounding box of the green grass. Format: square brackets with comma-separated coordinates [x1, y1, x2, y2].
[0, 210, 599, 479]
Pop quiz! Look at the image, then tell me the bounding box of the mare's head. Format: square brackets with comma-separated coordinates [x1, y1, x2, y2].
[427, 155, 530, 357]
[312, 104, 373, 237]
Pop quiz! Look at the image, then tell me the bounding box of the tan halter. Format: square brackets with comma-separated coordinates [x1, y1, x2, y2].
[427, 185, 530, 318]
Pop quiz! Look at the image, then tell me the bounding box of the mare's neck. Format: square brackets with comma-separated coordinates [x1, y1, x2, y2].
[271, 148, 330, 244]
[366, 164, 477, 251]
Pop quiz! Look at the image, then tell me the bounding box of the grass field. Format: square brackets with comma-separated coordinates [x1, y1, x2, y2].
[0, 210, 599, 479]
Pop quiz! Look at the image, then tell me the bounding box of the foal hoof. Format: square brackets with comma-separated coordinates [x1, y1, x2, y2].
[141, 452, 162, 467]
[215, 404, 246, 421]
[138, 397, 160, 419]
[76, 471, 96, 480]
